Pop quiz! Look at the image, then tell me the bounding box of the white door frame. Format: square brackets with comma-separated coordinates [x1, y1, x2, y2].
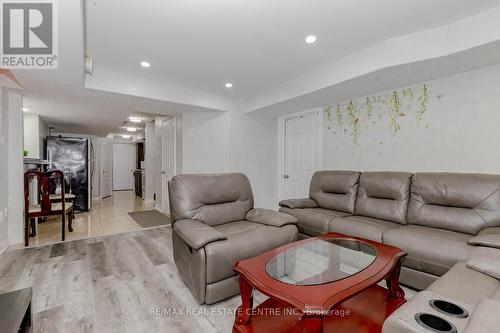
[100, 138, 113, 199]
[155, 116, 176, 214]
[277, 108, 323, 204]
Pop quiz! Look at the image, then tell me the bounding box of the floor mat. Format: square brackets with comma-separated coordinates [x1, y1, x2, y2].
[128, 210, 170, 228]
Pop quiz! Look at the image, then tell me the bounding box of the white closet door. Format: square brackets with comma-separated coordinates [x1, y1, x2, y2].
[112, 143, 135, 191]
[283, 111, 321, 199]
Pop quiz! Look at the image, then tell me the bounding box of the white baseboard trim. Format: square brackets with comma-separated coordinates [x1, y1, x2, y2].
[0, 238, 9, 255]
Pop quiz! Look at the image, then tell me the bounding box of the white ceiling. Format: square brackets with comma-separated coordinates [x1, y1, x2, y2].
[20, 81, 203, 135]
[86, 0, 499, 98]
[12, 0, 500, 136]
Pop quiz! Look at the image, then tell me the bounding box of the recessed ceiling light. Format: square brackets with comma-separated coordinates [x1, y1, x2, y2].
[22, 107, 29, 112]
[225, 82, 233, 88]
[129, 116, 142, 123]
[305, 35, 317, 44]
[126, 127, 137, 132]
[122, 135, 131, 139]
[140, 61, 150, 68]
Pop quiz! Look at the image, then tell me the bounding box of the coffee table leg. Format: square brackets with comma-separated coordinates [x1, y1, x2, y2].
[302, 316, 323, 333]
[236, 275, 253, 325]
[386, 260, 405, 301]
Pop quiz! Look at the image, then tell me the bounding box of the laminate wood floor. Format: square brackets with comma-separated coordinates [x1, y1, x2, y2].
[0, 226, 264, 333]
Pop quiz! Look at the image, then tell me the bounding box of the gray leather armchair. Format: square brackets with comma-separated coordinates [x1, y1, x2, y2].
[168, 173, 298, 304]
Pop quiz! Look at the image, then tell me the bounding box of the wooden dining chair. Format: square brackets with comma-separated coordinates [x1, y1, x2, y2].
[49, 193, 76, 219]
[24, 170, 75, 246]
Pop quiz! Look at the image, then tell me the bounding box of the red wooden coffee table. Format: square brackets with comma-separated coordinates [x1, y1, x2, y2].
[232, 232, 406, 333]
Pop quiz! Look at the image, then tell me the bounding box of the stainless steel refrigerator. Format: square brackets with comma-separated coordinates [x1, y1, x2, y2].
[47, 136, 93, 212]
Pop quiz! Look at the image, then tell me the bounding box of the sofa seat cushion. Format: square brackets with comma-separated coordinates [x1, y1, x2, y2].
[204, 221, 297, 283]
[427, 262, 500, 305]
[383, 225, 474, 276]
[328, 216, 401, 242]
[279, 207, 350, 236]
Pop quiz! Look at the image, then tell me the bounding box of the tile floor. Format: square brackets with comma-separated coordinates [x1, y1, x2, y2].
[19, 190, 155, 248]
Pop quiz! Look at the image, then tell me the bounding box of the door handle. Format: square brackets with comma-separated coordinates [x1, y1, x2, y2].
[284, 175, 289, 179]
[161, 171, 166, 175]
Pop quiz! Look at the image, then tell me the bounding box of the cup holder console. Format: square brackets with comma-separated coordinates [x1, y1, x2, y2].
[415, 313, 457, 333]
[430, 299, 469, 318]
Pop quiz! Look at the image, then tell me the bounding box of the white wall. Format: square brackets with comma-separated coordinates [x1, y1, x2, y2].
[182, 111, 231, 173]
[23, 113, 39, 158]
[0, 88, 8, 252]
[7, 90, 24, 245]
[23, 113, 49, 159]
[0, 88, 25, 249]
[227, 112, 277, 209]
[182, 111, 277, 209]
[323, 64, 500, 174]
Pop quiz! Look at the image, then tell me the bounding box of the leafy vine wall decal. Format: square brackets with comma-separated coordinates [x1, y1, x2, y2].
[324, 84, 435, 144]
[389, 90, 404, 134]
[417, 84, 429, 125]
[336, 104, 343, 128]
[346, 101, 360, 143]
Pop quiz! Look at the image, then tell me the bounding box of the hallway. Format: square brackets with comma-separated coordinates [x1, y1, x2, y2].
[21, 191, 155, 248]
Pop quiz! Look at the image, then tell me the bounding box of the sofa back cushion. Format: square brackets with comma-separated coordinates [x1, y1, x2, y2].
[168, 173, 254, 226]
[309, 170, 360, 213]
[408, 173, 500, 235]
[355, 171, 412, 224]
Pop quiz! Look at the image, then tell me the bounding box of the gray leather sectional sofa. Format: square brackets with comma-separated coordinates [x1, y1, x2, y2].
[168, 173, 298, 304]
[280, 170, 500, 333]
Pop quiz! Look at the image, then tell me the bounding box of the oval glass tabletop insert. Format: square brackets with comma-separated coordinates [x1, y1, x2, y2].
[266, 238, 377, 286]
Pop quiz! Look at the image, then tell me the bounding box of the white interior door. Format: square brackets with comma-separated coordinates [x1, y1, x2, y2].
[101, 138, 113, 198]
[282, 110, 321, 200]
[161, 117, 176, 213]
[112, 143, 135, 191]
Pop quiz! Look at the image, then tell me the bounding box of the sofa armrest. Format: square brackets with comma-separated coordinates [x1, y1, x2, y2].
[173, 219, 227, 250]
[478, 227, 500, 236]
[466, 247, 500, 280]
[245, 208, 297, 227]
[465, 299, 500, 333]
[468, 234, 500, 249]
[278, 198, 317, 209]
